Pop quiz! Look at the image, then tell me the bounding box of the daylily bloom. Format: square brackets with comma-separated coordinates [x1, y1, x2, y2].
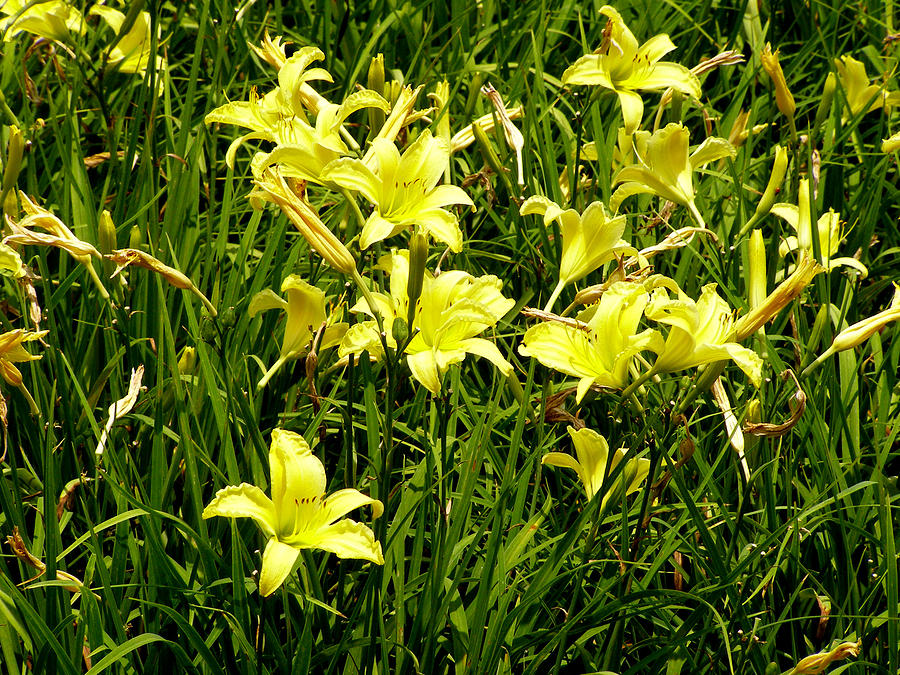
[644, 281, 763, 386]
[834, 55, 900, 120]
[339, 250, 514, 394]
[804, 282, 900, 375]
[519, 281, 663, 402]
[205, 46, 390, 182]
[542, 427, 650, 509]
[89, 7, 162, 78]
[771, 179, 867, 277]
[0, 328, 47, 414]
[561, 5, 701, 134]
[249, 275, 346, 388]
[321, 130, 474, 251]
[883, 130, 900, 152]
[519, 196, 632, 311]
[203, 429, 383, 597]
[0, 0, 83, 42]
[611, 123, 735, 228]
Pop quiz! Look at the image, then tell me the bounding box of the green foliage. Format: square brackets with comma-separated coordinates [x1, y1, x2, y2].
[0, 1, 898, 674]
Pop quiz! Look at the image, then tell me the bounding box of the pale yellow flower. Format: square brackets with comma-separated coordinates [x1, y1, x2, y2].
[248, 275, 346, 389]
[542, 427, 650, 509]
[339, 250, 513, 394]
[561, 5, 701, 134]
[0, 0, 83, 42]
[321, 130, 473, 251]
[644, 281, 763, 386]
[611, 124, 734, 228]
[519, 281, 663, 402]
[520, 195, 632, 311]
[834, 54, 900, 119]
[203, 429, 383, 597]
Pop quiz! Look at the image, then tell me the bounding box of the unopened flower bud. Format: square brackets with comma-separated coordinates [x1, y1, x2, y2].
[2, 125, 24, 201]
[178, 346, 197, 375]
[98, 210, 117, 255]
[813, 72, 836, 133]
[367, 54, 386, 136]
[391, 316, 409, 345]
[406, 233, 428, 324]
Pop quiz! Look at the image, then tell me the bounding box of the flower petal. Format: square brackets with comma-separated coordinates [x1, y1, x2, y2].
[259, 538, 300, 597]
[202, 484, 277, 538]
[321, 488, 384, 523]
[407, 349, 442, 394]
[303, 519, 384, 563]
[616, 88, 645, 135]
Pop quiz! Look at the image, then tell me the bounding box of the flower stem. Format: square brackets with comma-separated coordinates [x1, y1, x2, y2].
[543, 280, 565, 313]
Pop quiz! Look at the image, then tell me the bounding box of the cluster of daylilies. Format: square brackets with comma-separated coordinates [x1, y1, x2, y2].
[1, 2, 899, 670]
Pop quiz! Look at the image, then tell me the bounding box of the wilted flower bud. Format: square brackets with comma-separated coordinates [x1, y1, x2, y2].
[761, 44, 796, 122]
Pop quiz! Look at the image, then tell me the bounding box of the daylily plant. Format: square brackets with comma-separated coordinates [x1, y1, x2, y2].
[339, 249, 514, 394]
[203, 429, 384, 597]
[519, 196, 632, 311]
[611, 123, 734, 228]
[322, 130, 474, 251]
[0, 328, 48, 414]
[0, 0, 84, 42]
[834, 54, 900, 120]
[561, 5, 701, 134]
[542, 426, 650, 509]
[89, 6, 163, 78]
[771, 179, 867, 277]
[249, 275, 346, 389]
[643, 280, 763, 386]
[519, 281, 663, 402]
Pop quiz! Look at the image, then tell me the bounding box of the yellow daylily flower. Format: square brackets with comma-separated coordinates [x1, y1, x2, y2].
[644, 281, 763, 386]
[0, 328, 47, 414]
[611, 123, 735, 228]
[771, 179, 867, 277]
[89, 6, 165, 90]
[520, 196, 633, 311]
[882, 130, 900, 152]
[519, 281, 663, 402]
[804, 283, 900, 376]
[203, 429, 383, 597]
[248, 275, 347, 389]
[561, 5, 701, 134]
[0, 242, 24, 278]
[834, 54, 900, 120]
[205, 46, 389, 182]
[107, 248, 215, 315]
[542, 427, 650, 509]
[0, 0, 84, 42]
[321, 130, 474, 251]
[339, 250, 514, 394]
